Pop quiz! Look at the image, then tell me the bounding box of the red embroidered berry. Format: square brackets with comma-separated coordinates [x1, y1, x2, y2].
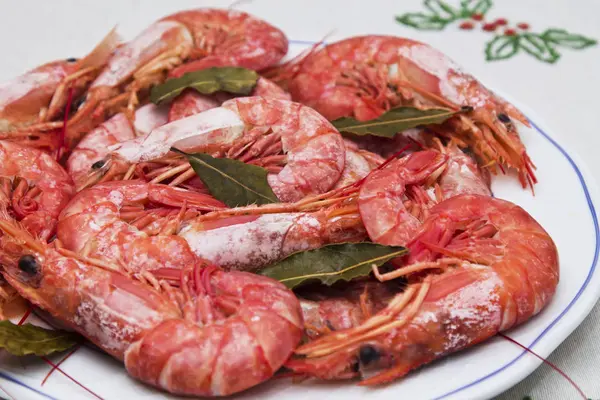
[482, 23, 497, 32]
[517, 22, 530, 30]
[504, 28, 517, 36]
[471, 13, 484, 21]
[495, 18, 508, 26]
[459, 21, 475, 30]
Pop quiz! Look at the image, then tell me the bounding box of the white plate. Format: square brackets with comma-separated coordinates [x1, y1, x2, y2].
[1, 2, 599, 400]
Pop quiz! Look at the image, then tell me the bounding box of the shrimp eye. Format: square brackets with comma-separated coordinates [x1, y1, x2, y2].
[91, 160, 106, 169]
[498, 113, 511, 123]
[18, 255, 39, 275]
[66, 57, 78, 63]
[71, 95, 87, 112]
[359, 344, 381, 365]
[461, 105, 474, 112]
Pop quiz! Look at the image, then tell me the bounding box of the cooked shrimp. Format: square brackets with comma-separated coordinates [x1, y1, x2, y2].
[0, 140, 74, 240]
[286, 194, 559, 385]
[0, 218, 303, 396]
[65, 8, 288, 148]
[0, 30, 120, 152]
[0, 60, 83, 153]
[333, 139, 385, 189]
[168, 77, 291, 122]
[102, 97, 347, 202]
[269, 35, 536, 188]
[0, 60, 78, 132]
[177, 208, 366, 272]
[298, 280, 401, 340]
[56, 180, 225, 272]
[66, 103, 169, 188]
[436, 139, 492, 198]
[358, 150, 448, 246]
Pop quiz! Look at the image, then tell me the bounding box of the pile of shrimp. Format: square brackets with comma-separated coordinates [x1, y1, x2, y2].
[0, 7, 558, 398]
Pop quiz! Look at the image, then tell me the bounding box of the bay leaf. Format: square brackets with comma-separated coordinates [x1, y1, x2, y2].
[260, 243, 407, 289]
[150, 67, 259, 105]
[0, 320, 80, 356]
[332, 107, 459, 138]
[174, 149, 279, 207]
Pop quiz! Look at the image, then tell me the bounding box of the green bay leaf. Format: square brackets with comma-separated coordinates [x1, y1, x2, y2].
[332, 107, 459, 138]
[0, 321, 80, 356]
[174, 149, 279, 207]
[150, 67, 259, 105]
[260, 243, 407, 289]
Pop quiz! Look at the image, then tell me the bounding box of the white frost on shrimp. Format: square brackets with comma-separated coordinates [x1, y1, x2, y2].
[178, 213, 314, 270]
[397, 44, 465, 105]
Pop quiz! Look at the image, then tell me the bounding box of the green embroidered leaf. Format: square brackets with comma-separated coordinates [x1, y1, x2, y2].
[174, 149, 279, 207]
[396, 13, 450, 31]
[424, 0, 459, 20]
[0, 321, 80, 356]
[332, 107, 459, 138]
[460, 0, 493, 16]
[542, 28, 597, 50]
[150, 67, 259, 105]
[486, 35, 521, 61]
[260, 243, 408, 289]
[520, 33, 560, 64]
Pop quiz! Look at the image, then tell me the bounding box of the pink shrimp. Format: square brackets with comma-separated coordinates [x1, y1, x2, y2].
[333, 139, 385, 189]
[65, 8, 288, 148]
[0, 29, 120, 152]
[269, 35, 536, 188]
[0, 61, 78, 132]
[0, 218, 303, 396]
[101, 97, 347, 202]
[358, 150, 448, 246]
[66, 103, 169, 189]
[56, 180, 225, 272]
[0, 60, 85, 153]
[436, 139, 492, 198]
[0, 140, 74, 240]
[286, 194, 559, 385]
[175, 208, 366, 272]
[168, 77, 291, 122]
[297, 280, 401, 340]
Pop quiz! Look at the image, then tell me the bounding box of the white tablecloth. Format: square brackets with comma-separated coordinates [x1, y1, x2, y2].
[0, 1, 599, 399]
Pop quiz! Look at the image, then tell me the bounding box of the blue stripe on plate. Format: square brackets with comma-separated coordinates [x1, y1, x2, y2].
[0, 371, 57, 400]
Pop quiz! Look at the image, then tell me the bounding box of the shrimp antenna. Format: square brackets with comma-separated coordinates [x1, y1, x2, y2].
[498, 333, 587, 400]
